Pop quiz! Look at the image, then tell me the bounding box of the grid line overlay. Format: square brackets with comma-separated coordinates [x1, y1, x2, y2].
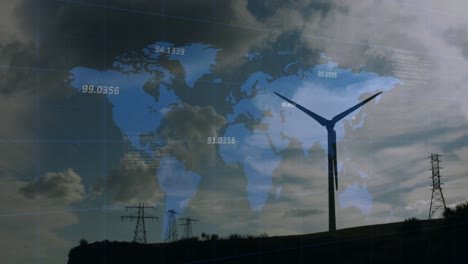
[35, 0, 40, 263]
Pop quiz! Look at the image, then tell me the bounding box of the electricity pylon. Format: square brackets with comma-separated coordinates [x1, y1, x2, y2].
[165, 209, 179, 242]
[179, 217, 198, 239]
[428, 153, 447, 219]
[121, 203, 158, 244]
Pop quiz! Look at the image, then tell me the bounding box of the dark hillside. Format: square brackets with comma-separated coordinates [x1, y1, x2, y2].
[68, 219, 468, 264]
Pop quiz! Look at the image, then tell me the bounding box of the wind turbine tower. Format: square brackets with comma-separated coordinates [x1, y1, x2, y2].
[274, 91, 382, 232]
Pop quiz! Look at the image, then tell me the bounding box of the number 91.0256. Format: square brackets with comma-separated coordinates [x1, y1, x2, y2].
[81, 85, 120, 95]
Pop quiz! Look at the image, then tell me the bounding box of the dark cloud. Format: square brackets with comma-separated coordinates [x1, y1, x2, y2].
[9, 0, 260, 70]
[444, 27, 468, 59]
[89, 178, 104, 199]
[247, 0, 344, 21]
[4, 0, 367, 78]
[105, 153, 164, 205]
[157, 103, 226, 172]
[4, 0, 428, 96]
[272, 140, 327, 191]
[0, 41, 35, 73]
[20, 168, 85, 203]
[1, 176, 80, 264]
[0, 60, 36, 141]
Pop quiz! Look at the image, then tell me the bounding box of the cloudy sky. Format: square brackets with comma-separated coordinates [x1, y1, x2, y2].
[2, 0, 468, 263]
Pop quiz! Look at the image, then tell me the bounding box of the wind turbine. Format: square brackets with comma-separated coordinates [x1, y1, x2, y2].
[274, 91, 382, 232]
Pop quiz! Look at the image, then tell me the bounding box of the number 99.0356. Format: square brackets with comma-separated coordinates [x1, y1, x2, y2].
[81, 85, 120, 95]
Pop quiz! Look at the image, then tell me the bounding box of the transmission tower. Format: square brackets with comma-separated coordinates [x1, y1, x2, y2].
[165, 209, 179, 242]
[179, 217, 198, 239]
[428, 153, 447, 219]
[121, 203, 158, 244]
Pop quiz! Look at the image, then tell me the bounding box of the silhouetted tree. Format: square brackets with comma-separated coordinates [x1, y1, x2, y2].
[228, 234, 243, 239]
[225, 233, 269, 240]
[443, 201, 468, 222]
[79, 239, 89, 247]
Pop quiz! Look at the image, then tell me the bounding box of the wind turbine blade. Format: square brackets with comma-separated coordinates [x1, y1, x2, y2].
[331, 92, 382, 124]
[274, 92, 329, 127]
